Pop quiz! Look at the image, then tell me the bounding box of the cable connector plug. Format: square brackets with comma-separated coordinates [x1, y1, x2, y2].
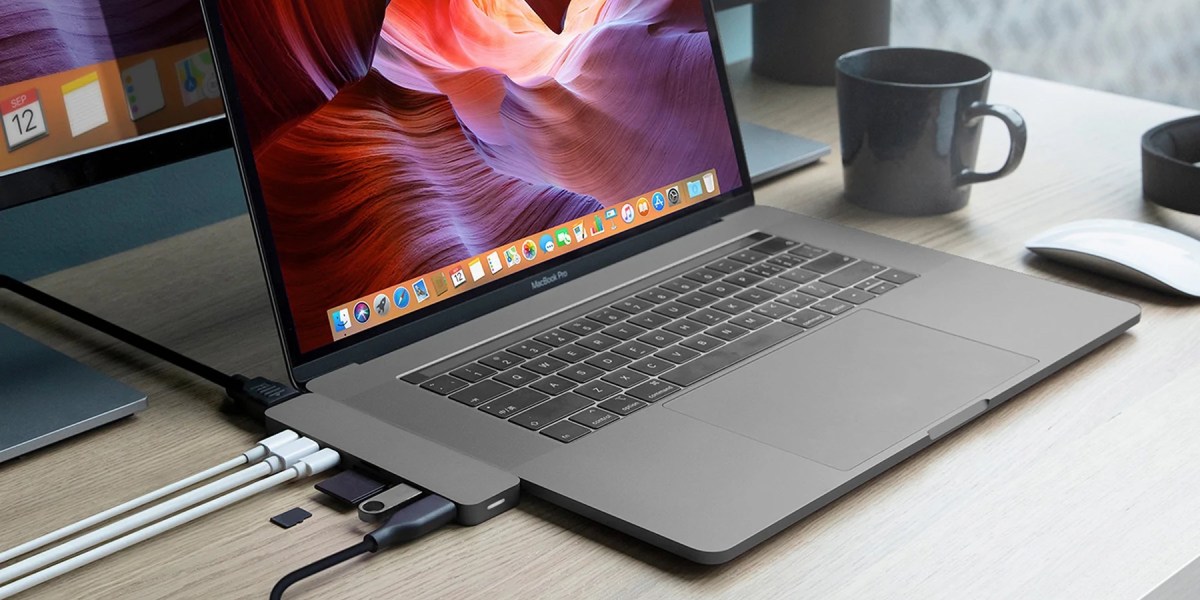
[270, 492, 457, 599]
[224, 375, 303, 422]
[366, 494, 456, 550]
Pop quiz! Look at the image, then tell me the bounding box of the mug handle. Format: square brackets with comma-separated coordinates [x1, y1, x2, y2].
[957, 102, 1028, 186]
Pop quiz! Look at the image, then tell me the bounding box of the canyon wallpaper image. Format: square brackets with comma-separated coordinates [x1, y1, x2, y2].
[219, 0, 743, 351]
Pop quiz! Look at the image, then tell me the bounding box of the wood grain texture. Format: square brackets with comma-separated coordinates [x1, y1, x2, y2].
[1, 63, 1198, 599]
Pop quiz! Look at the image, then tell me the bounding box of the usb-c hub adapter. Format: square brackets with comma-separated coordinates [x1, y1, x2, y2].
[266, 392, 521, 525]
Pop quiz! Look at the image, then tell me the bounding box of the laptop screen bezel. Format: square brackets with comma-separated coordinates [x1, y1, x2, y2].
[201, 0, 755, 385]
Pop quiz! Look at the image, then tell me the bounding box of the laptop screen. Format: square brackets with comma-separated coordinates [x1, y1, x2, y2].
[215, 0, 745, 355]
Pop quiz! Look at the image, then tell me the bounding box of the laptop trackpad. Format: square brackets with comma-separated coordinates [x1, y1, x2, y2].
[665, 311, 1037, 470]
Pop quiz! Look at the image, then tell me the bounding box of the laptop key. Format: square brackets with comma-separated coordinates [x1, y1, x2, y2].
[711, 298, 756, 315]
[749, 237, 798, 255]
[421, 374, 470, 396]
[613, 297, 653, 314]
[510, 392, 592, 430]
[780, 268, 820, 285]
[480, 388, 549, 418]
[637, 288, 678, 304]
[653, 345, 701, 364]
[629, 357, 676, 376]
[833, 289, 876, 305]
[449, 379, 510, 407]
[401, 371, 431, 385]
[758, 278, 798, 294]
[812, 298, 854, 315]
[541, 420, 592, 443]
[798, 281, 841, 298]
[531, 375, 577, 395]
[776, 291, 818, 309]
[587, 308, 627, 325]
[560, 364, 606, 383]
[577, 380, 622, 401]
[493, 367, 540, 387]
[561, 319, 601, 336]
[660, 322, 804, 387]
[804, 252, 856, 274]
[612, 340, 655, 359]
[661, 278, 701, 294]
[705, 259, 744, 274]
[727, 312, 772, 330]
[534, 329, 579, 348]
[681, 334, 725, 352]
[700, 281, 739, 297]
[683, 268, 724, 284]
[628, 312, 671, 329]
[602, 368, 648, 387]
[789, 244, 827, 259]
[723, 272, 765, 288]
[637, 330, 683, 348]
[753, 302, 796, 320]
[652, 301, 695, 318]
[782, 309, 832, 328]
[626, 380, 680, 403]
[585, 352, 632, 371]
[677, 291, 719, 308]
[525, 356, 568, 375]
[822, 261, 886, 287]
[687, 308, 729, 327]
[663, 319, 704, 337]
[577, 333, 621, 351]
[570, 408, 620, 429]
[507, 340, 552, 359]
[733, 287, 775, 305]
[550, 344, 594, 363]
[728, 249, 769, 264]
[878, 269, 918, 284]
[449, 363, 497, 383]
[746, 262, 786, 278]
[707, 323, 750, 342]
[867, 281, 899, 294]
[603, 322, 648, 341]
[479, 351, 523, 370]
[598, 395, 648, 416]
[767, 254, 805, 269]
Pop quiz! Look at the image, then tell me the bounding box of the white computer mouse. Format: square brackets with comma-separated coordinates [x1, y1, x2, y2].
[1026, 219, 1200, 298]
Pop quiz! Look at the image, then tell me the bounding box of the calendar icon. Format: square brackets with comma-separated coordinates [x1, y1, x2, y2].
[2, 89, 50, 151]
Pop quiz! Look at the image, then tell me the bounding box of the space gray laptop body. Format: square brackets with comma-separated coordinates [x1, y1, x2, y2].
[203, 0, 1138, 564]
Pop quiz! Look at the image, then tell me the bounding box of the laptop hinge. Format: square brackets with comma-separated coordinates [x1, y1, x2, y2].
[927, 399, 989, 441]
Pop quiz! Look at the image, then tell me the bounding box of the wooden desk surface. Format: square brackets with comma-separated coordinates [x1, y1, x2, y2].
[2, 63, 1198, 599]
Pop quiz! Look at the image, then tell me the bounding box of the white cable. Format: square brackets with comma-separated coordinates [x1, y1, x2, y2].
[0, 430, 299, 567]
[0, 449, 341, 600]
[0, 437, 318, 586]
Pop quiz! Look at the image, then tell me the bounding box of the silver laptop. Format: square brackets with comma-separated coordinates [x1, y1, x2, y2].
[202, 0, 1138, 563]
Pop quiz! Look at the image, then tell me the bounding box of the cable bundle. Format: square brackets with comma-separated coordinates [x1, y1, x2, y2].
[0, 431, 340, 599]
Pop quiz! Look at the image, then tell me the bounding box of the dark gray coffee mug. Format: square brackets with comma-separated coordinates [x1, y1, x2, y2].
[836, 47, 1027, 215]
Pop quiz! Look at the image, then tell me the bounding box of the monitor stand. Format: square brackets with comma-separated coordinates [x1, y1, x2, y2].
[0, 324, 146, 463]
[739, 121, 831, 185]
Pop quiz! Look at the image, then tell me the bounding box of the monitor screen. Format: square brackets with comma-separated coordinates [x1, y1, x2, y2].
[215, 0, 745, 355]
[0, 1, 224, 179]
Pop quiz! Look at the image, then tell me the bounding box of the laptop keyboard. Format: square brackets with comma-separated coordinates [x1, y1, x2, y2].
[407, 235, 918, 444]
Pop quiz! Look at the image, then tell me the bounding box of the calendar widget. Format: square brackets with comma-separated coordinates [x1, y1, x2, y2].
[2, 89, 49, 151]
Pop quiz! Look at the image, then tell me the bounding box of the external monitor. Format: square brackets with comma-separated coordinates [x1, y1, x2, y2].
[0, 0, 229, 210]
[0, 0, 230, 461]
